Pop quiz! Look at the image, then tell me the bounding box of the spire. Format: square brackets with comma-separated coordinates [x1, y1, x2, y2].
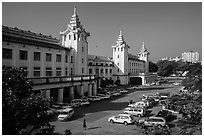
[117, 30, 124, 43]
[74, 6, 77, 15]
[139, 41, 149, 55]
[70, 7, 81, 29]
[140, 41, 146, 52]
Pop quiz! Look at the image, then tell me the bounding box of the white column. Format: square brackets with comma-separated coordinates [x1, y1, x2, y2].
[93, 83, 97, 96]
[81, 84, 84, 96]
[58, 88, 63, 103]
[88, 84, 92, 96]
[45, 89, 50, 100]
[70, 86, 74, 99]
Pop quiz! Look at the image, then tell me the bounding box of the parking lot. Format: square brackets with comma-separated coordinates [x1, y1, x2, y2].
[50, 80, 181, 135]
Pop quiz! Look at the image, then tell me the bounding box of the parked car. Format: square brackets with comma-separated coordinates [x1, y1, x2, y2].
[155, 92, 170, 100]
[155, 110, 172, 122]
[97, 94, 110, 99]
[58, 108, 74, 121]
[124, 108, 146, 117]
[79, 99, 90, 106]
[120, 90, 128, 94]
[128, 101, 147, 108]
[106, 92, 114, 98]
[87, 96, 101, 102]
[162, 106, 179, 114]
[139, 116, 166, 127]
[108, 114, 136, 125]
[112, 91, 121, 97]
[54, 102, 72, 109]
[173, 82, 180, 86]
[179, 86, 188, 93]
[70, 99, 82, 107]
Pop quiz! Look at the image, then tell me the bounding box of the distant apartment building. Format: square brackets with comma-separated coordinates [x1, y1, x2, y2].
[161, 57, 182, 62]
[182, 51, 199, 63]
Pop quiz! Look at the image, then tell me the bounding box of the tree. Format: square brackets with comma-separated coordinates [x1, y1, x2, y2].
[2, 67, 58, 135]
[149, 61, 158, 73]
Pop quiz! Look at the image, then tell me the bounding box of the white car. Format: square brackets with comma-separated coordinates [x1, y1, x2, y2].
[58, 108, 74, 121]
[108, 114, 136, 125]
[173, 82, 180, 86]
[179, 86, 188, 93]
[139, 116, 166, 127]
[162, 106, 179, 114]
[128, 101, 147, 108]
[120, 90, 128, 94]
[124, 108, 146, 117]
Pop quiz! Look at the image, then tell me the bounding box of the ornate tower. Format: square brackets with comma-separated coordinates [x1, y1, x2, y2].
[60, 7, 90, 75]
[138, 42, 150, 74]
[112, 31, 130, 84]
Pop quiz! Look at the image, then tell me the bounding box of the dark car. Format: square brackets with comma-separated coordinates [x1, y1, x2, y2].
[155, 110, 172, 122]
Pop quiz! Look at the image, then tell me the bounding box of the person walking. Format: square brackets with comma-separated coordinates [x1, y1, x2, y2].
[83, 119, 87, 130]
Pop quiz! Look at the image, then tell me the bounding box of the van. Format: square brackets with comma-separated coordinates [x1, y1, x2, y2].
[124, 108, 146, 117]
[58, 108, 74, 121]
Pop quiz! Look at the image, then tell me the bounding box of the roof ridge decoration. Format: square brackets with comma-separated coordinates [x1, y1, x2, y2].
[138, 41, 150, 55]
[60, 7, 90, 36]
[112, 30, 129, 48]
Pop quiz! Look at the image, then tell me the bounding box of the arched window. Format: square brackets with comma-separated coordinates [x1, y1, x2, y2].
[64, 35, 66, 41]
[121, 47, 123, 51]
[74, 34, 76, 40]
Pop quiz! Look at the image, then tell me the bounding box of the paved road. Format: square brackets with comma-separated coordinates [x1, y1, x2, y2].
[51, 80, 181, 135]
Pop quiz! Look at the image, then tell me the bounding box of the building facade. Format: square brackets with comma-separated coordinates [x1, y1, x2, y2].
[182, 51, 199, 63]
[2, 7, 98, 103]
[2, 7, 156, 103]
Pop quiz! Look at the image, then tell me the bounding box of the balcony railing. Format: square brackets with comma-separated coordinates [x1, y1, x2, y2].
[28, 75, 99, 85]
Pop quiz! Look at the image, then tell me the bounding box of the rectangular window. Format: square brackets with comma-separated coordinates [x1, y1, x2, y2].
[70, 68, 73, 75]
[64, 35, 67, 41]
[71, 56, 73, 63]
[101, 63, 103, 66]
[65, 55, 68, 63]
[82, 68, 84, 74]
[110, 69, 112, 74]
[46, 53, 52, 62]
[89, 69, 92, 74]
[74, 34, 76, 40]
[118, 69, 120, 72]
[118, 55, 119, 58]
[118, 62, 119, 66]
[69, 35, 71, 40]
[65, 67, 68, 76]
[56, 67, 61, 76]
[96, 69, 99, 75]
[3, 48, 12, 59]
[34, 52, 40, 61]
[46, 67, 52, 76]
[101, 69, 103, 73]
[56, 54, 61, 62]
[105, 69, 108, 74]
[82, 58, 84, 64]
[96, 63, 98, 66]
[19, 50, 28, 60]
[34, 67, 40, 77]
[89, 62, 93, 66]
[82, 47, 84, 52]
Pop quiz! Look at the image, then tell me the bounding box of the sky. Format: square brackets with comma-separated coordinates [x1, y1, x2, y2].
[2, 2, 202, 62]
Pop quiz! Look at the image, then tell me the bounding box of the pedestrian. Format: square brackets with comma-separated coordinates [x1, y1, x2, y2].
[83, 119, 87, 130]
